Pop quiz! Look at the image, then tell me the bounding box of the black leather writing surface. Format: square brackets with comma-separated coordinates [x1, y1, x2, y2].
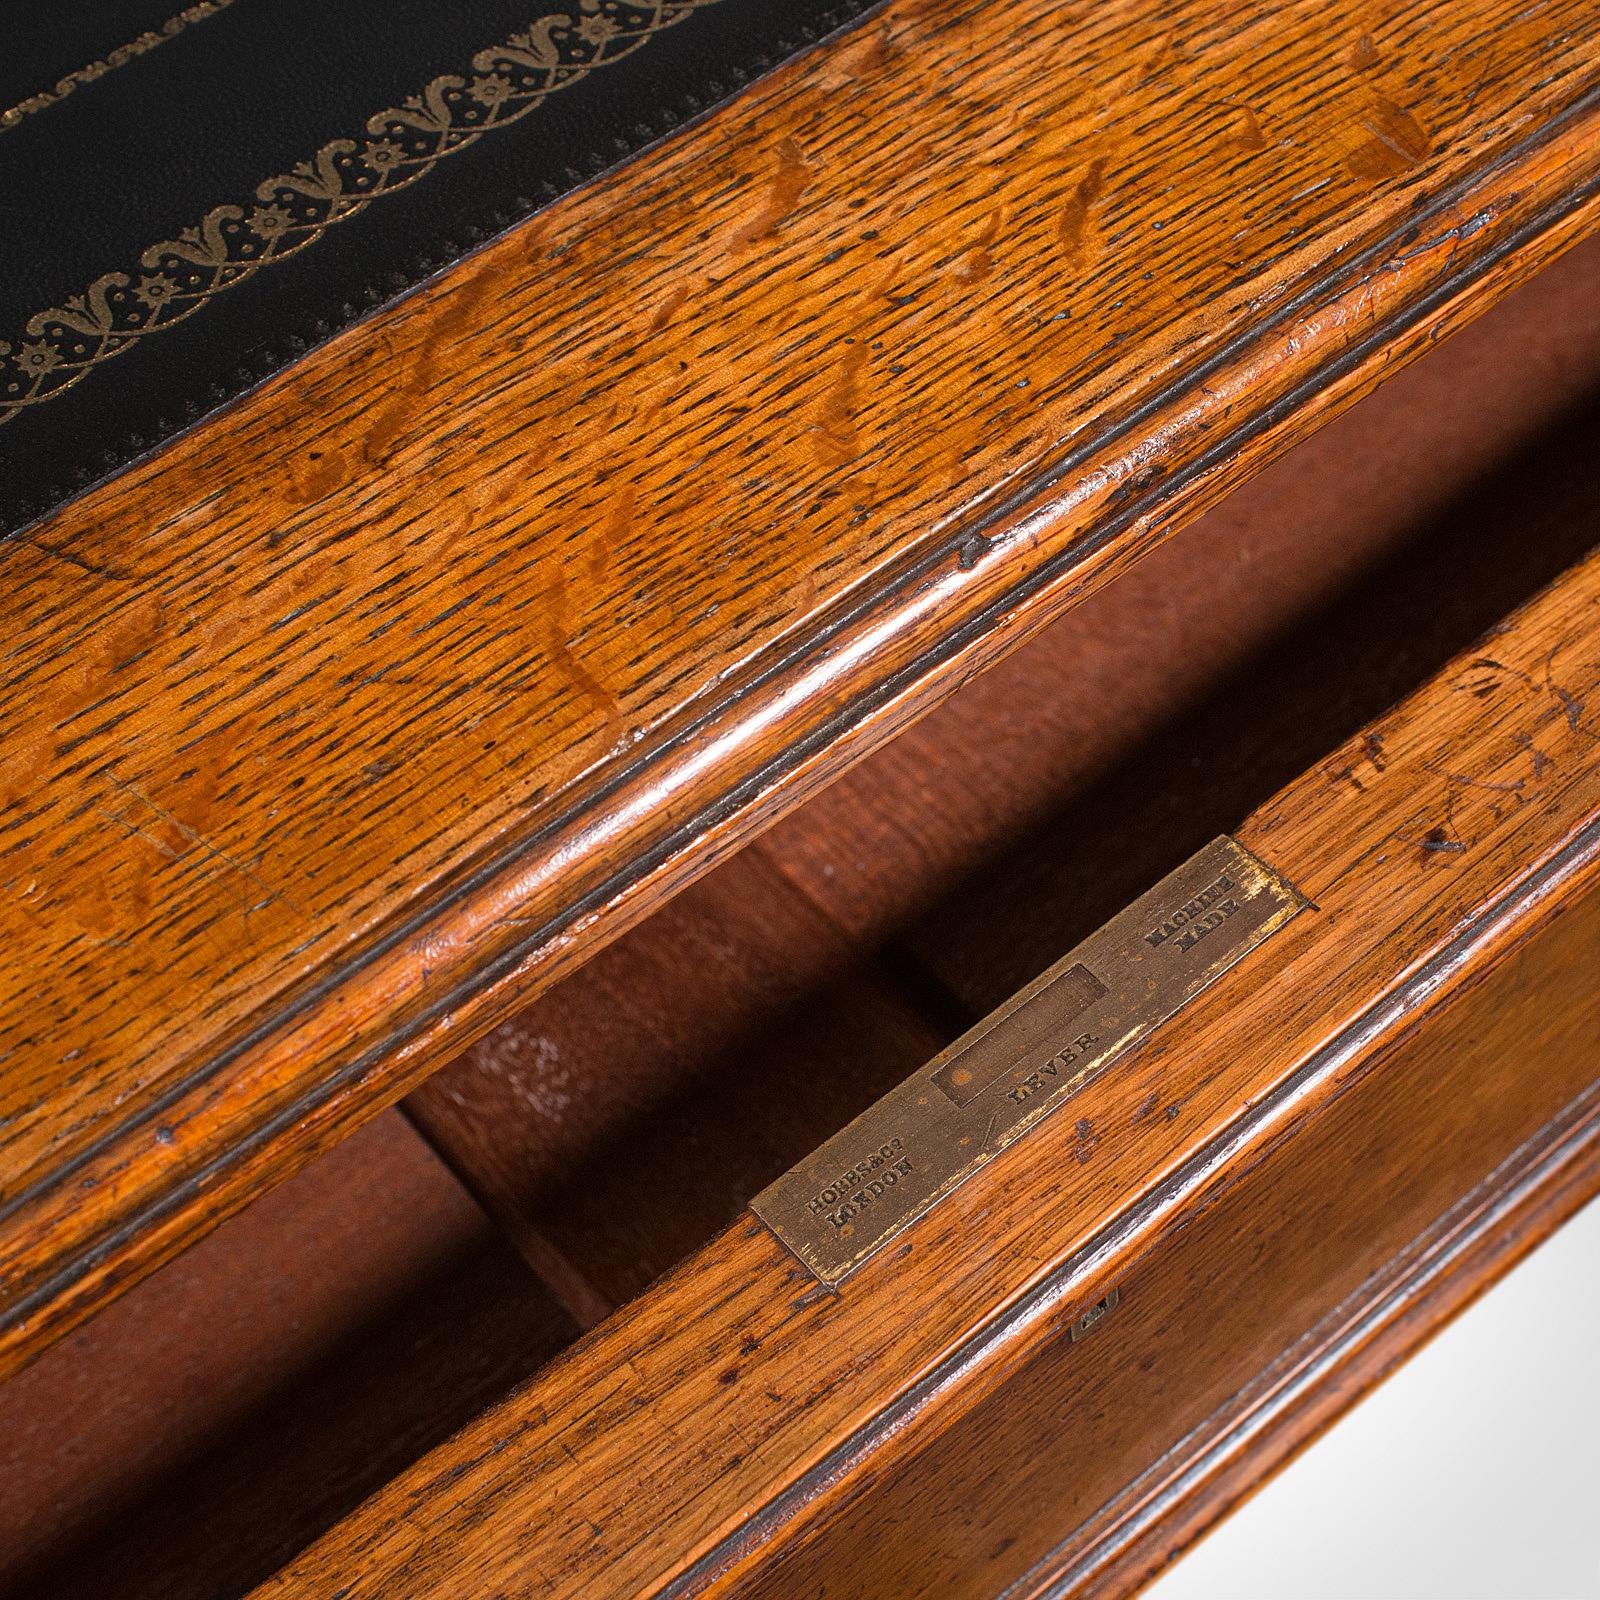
[0, 0, 880, 535]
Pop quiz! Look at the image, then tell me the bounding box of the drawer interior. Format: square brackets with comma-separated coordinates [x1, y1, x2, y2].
[4, 236, 1598, 1599]
[0, 1111, 579, 1600]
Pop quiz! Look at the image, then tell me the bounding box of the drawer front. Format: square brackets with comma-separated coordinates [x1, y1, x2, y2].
[257, 542, 1600, 1600]
[733, 874, 1600, 1599]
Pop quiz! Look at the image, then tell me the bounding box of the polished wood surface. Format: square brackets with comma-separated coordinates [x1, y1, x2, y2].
[405, 241, 1600, 1299]
[256, 535, 1600, 1598]
[1064, 1021, 1600, 1600]
[406, 844, 946, 1323]
[734, 898, 1600, 1600]
[4, 0, 1599, 1380]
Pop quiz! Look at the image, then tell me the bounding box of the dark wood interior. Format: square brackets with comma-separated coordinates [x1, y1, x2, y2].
[0, 1112, 576, 1600]
[3, 235, 1597, 1600]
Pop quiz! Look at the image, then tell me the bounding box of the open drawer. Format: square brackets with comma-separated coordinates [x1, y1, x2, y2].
[4, 234, 1597, 1599]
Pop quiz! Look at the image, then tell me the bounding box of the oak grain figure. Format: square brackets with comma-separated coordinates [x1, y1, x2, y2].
[257, 546, 1600, 1598]
[2, 0, 1598, 1386]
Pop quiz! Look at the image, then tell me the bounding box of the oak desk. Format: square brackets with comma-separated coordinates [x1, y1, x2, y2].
[2, 0, 1598, 1594]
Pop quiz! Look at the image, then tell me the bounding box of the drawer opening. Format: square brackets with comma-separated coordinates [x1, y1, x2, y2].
[406, 238, 1600, 1324]
[0, 1112, 582, 1600]
[3, 238, 1597, 1600]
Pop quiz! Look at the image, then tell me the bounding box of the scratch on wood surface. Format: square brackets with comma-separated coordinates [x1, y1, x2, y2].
[1509, 732, 1553, 779]
[1226, 102, 1268, 152]
[106, 773, 305, 920]
[1420, 760, 1526, 797]
[544, 567, 623, 742]
[6, 531, 131, 581]
[591, 486, 634, 583]
[1542, 649, 1587, 731]
[1058, 156, 1107, 263]
[648, 284, 692, 333]
[1345, 32, 1381, 72]
[953, 206, 1007, 283]
[1347, 94, 1432, 179]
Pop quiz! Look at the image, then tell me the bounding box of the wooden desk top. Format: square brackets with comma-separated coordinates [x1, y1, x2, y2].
[3, 0, 1598, 1372]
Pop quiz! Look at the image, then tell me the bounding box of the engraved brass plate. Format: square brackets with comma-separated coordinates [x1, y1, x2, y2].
[752, 836, 1307, 1287]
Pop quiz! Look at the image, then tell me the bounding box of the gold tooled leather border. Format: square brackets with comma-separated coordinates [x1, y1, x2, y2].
[0, 1, 240, 135]
[0, 1, 719, 429]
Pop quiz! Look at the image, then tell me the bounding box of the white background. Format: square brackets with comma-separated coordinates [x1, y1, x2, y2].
[1145, 1196, 1600, 1600]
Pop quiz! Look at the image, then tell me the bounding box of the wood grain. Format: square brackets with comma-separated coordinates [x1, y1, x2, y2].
[730, 894, 1600, 1600]
[405, 242, 1600, 1318]
[4, 0, 1600, 1375]
[1057, 1053, 1600, 1600]
[253, 542, 1600, 1598]
[753, 236, 1600, 963]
